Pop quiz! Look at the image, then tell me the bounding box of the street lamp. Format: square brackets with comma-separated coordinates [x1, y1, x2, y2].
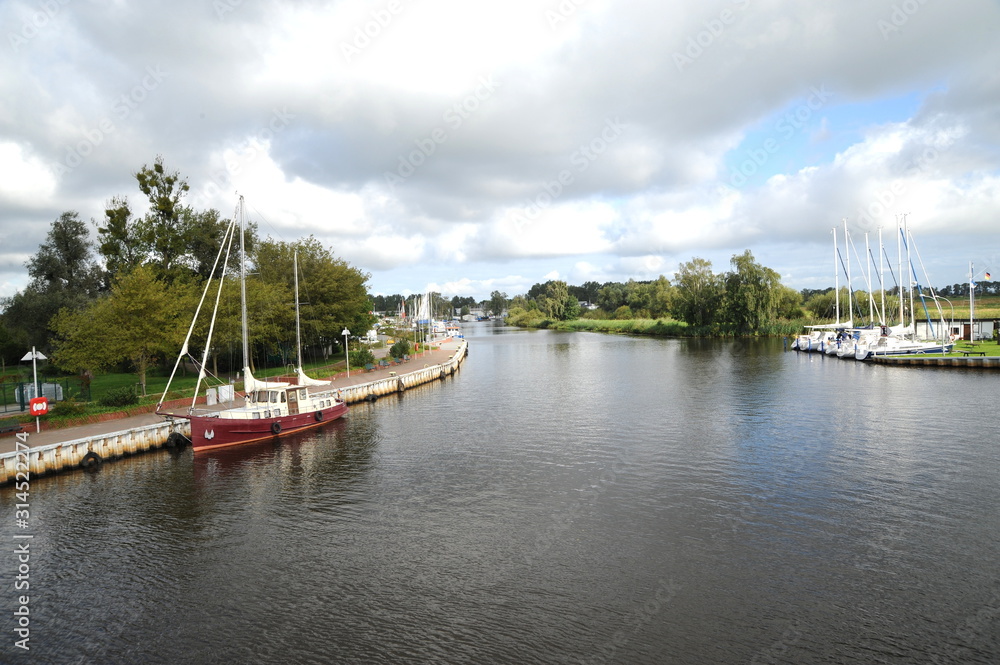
[342, 328, 351, 378]
[20, 347, 46, 433]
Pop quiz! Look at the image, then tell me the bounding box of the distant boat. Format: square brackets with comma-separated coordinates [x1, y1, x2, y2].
[158, 196, 347, 451]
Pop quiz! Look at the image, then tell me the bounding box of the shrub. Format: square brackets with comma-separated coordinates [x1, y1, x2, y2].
[98, 386, 139, 408]
[352, 348, 375, 368]
[389, 339, 411, 359]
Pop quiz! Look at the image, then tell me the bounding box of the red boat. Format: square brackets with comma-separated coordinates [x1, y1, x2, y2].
[157, 195, 349, 451]
[186, 381, 347, 451]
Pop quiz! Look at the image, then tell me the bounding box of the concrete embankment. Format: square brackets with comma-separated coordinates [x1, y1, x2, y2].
[0, 339, 468, 485]
[870, 354, 1000, 368]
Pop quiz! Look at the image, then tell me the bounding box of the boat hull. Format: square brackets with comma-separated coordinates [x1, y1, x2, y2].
[187, 401, 348, 451]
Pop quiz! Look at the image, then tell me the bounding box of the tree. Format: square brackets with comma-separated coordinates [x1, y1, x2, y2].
[135, 156, 191, 277]
[50, 265, 195, 393]
[720, 250, 782, 335]
[488, 290, 508, 317]
[673, 258, 723, 327]
[96, 196, 148, 281]
[1, 212, 102, 350]
[254, 236, 376, 363]
[596, 282, 628, 312]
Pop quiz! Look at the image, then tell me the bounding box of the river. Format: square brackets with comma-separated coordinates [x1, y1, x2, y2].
[3, 323, 999, 664]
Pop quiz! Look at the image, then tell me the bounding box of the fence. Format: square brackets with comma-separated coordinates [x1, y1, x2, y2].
[0, 377, 91, 414]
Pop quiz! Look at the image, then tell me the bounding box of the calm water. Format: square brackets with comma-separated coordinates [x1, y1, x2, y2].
[3, 324, 999, 664]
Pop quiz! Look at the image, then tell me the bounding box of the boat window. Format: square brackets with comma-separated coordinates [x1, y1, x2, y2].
[280, 392, 286, 403]
[256, 391, 268, 402]
[252, 412, 260, 419]
[269, 391, 278, 403]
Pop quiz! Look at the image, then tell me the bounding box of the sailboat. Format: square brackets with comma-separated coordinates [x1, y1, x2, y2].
[157, 196, 347, 451]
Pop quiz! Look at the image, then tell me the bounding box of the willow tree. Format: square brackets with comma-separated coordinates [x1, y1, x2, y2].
[720, 250, 782, 335]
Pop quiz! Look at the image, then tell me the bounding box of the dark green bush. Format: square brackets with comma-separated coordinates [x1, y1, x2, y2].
[389, 339, 411, 359]
[352, 348, 375, 368]
[98, 386, 139, 408]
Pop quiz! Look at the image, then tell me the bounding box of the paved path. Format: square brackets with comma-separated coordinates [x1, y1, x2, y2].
[0, 340, 464, 454]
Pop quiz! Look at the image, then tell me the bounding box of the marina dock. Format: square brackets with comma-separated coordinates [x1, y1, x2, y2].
[0, 339, 468, 484]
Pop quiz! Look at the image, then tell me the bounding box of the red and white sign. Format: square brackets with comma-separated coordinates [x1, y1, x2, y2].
[29, 397, 48, 416]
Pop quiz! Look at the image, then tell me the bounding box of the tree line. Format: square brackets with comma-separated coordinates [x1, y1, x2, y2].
[508, 251, 809, 335]
[0, 157, 375, 391]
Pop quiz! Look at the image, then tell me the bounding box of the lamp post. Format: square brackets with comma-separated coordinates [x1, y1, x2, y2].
[342, 328, 351, 378]
[20, 347, 46, 433]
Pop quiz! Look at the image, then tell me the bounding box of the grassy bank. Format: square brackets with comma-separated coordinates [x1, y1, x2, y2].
[525, 317, 808, 337]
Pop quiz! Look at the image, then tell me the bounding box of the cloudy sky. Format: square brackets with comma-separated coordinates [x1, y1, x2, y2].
[2, 0, 999, 301]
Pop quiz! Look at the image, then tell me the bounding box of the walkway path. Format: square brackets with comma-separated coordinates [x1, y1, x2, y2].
[0, 340, 464, 455]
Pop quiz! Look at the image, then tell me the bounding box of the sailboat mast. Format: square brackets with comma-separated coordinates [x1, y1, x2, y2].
[295, 250, 303, 367]
[833, 226, 840, 323]
[896, 215, 904, 328]
[844, 219, 852, 325]
[239, 196, 250, 373]
[970, 260, 975, 341]
[903, 214, 915, 334]
[879, 227, 886, 326]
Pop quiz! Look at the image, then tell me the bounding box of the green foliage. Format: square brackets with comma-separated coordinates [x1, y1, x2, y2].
[505, 306, 548, 327]
[1, 211, 103, 350]
[352, 348, 375, 367]
[98, 385, 139, 408]
[389, 339, 411, 359]
[673, 257, 723, 327]
[488, 290, 508, 317]
[614, 305, 633, 320]
[255, 236, 376, 353]
[50, 265, 196, 392]
[721, 250, 782, 335]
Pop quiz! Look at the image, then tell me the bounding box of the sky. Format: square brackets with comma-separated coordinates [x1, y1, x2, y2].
[2, 0, 999, 302]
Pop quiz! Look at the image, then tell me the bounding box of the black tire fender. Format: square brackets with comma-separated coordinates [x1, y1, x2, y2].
[80, 451, 102, 470]
[271, 421, 281, 435]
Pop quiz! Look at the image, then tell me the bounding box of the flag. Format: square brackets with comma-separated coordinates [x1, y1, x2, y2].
[986, 272, 991, 280]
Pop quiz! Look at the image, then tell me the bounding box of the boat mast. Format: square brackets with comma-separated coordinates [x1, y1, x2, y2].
[239, 195, 250, 374]
[903, 213, 915, 335]
[833, 226, 840, 323]
[866, 232, 874, 325]
[896, 215, 905, 330]
[844, 219, 852, 326]
[969, 260, 975, 342]
[295, 250, 303, 368]
[879, 227, 886, 327]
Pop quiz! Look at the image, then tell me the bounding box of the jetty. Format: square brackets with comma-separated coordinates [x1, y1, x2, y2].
[0, 339, 468, 485]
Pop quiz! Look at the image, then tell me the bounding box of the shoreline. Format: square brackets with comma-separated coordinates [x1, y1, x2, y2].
[0, 339, 467, 484]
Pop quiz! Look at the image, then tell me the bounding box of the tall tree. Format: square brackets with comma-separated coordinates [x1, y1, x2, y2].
[135, 156, 191, 278]
[721, 250, 782, 335]
[673, 258, 723, 327]
[0, 211, 102, 350]
[488, 290, 508, 317]
[254, 236, 376, 362]
[96, 196, 149, 282]
[50, 265, 195, 392]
